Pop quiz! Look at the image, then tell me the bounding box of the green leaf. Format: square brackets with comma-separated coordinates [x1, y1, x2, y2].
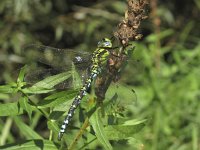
[146, 29, 174, 42]
[53, 98, 74, 112]
[0, 93, 10, 100]
[37, 90, 77, 108]
[44, 90, 77, 100]
[0, 85, 15, 93]
[13, 117, 43, 139]
[47, 120, 59, 132]
[19, 96, 33, 120]
[38, 96, 66, 109]
[21, 71, 72, 94]
[104, 119, 147, 140]
[22, 87, 55, 94]
[30, 71, 71, 89]
[17, 65, 27, 83]
[71, 63, 83, 89]
[49, 110, 64, 120]
[89, 108, 113, 150]
[0, 139, 59, 150]
[0, 102, 23, 116]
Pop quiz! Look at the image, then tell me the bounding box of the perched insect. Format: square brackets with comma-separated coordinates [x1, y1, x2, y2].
[22, 38, 114, 140]
[58, 38, 113, 140]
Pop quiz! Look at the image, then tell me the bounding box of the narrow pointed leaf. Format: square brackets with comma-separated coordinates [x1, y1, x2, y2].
[89, 108, 113, 150]
[47, 120, 59, 132]
[0, 102, 23, 116]
[19, 97, 33, 120]
[37, 90, 77, 108]
[22, 87, 55, 94]
[0, 139, 59, 150]
[17, 65, 27, 83]
[0, 85, 15, 93]
[14, 117, 43, 139]
[30, 71, 71, 89]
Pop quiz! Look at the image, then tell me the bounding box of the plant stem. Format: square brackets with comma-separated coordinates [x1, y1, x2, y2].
[68, 117, 90, 150]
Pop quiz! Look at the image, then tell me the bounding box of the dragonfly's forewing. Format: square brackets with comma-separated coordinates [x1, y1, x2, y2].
[22, 44, 91, 89]
[22, 44, 91, 69]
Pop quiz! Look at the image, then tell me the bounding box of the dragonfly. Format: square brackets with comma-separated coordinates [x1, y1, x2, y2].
[22, 38, 118, 140]
[58, 38, 112, 140]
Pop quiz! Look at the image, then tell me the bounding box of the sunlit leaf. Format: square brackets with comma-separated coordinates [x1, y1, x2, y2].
[17, 65, 27, 83]
[104, 119, 147, 140]
[30, 72, 71, 89]
[0, 139, 59, 150]
[37, 90, 77, 108]
[0, 102, 24, 116]
[90, 108, 113, 150]
[0, 85, 15, 94]
[19, 96, 33, 120]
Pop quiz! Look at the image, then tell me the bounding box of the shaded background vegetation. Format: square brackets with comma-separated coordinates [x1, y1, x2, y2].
[0, 0, 200, 149]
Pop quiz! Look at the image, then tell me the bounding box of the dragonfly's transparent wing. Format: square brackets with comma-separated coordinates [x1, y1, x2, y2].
[115, 85, 137, 106]
[121, 58, 144, 84]
[22, 44, 91, 89]
[24, 68, 87, 90]
[105, 84, 137, 116]
[107, 84, 137, 102]
[22, 44, 91, 69]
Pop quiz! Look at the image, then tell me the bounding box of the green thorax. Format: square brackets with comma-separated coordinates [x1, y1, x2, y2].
[91, 38, 112, 70]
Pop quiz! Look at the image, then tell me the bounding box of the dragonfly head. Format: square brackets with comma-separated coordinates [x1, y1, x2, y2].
[97, 38, 112, 48]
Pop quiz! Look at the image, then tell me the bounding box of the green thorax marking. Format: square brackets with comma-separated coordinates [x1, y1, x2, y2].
[91, 38, 112, 72]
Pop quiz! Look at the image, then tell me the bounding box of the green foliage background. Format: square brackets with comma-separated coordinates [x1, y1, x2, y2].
[0, 0, 200, 149]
